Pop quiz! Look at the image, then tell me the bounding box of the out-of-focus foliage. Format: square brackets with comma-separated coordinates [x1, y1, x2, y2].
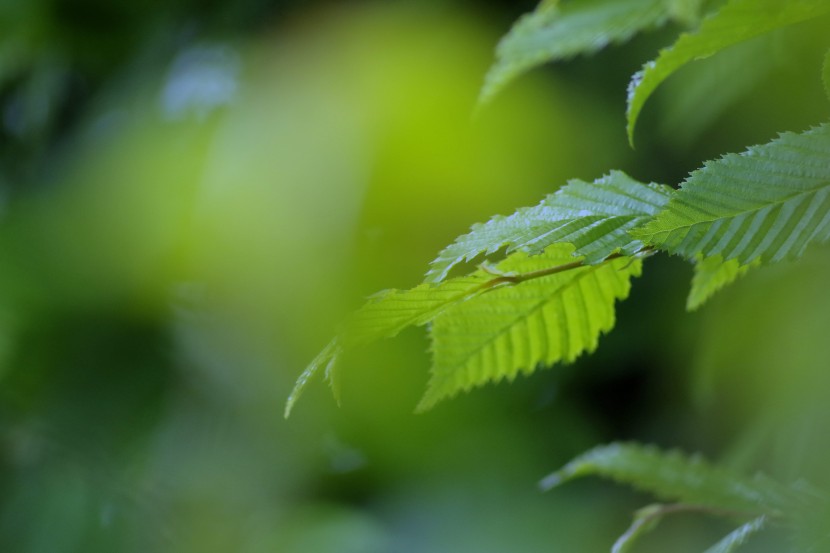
[481, 0, 683, 104]
[625, 0, 830, 142]
[3, 0, 830, 552]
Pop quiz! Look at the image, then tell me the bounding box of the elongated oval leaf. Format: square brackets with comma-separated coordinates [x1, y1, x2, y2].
[540, 443, 790, 514]
[626, 0, 830, 143]
[418, 245, 641, 410]
[426, 171, 672, 283]
[481, 0, 675, 105]
[632, 123, 830, 265]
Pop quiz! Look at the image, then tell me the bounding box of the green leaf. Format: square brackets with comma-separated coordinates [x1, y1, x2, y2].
[687, 255, 760, 311]
[702, 517, 767, 553]
[339, 276, 494, 348]
[632, 123, 830, 265]
[426, 171, 672, 283]
[626, 0, 830, 143]
[285, 273, 496, 417]
[823, 47, 830, 102]
[481, 0, 675, 105]
[540, 443, 789, 514]
[417, 246, 641, 411]
[288, 246, 632, 415]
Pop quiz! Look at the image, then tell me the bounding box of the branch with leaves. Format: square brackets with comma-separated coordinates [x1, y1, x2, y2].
[288, 1, 830, 550]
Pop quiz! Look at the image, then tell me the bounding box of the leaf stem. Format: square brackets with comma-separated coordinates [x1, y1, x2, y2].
[478, 249, 652, 292]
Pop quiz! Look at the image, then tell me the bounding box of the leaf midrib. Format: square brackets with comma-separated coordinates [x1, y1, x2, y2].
[642, 179, 830, 240]
[435, 263, 609, 374]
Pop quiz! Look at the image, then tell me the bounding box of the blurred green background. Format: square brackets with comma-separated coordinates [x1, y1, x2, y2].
[1, 1, 829, 551]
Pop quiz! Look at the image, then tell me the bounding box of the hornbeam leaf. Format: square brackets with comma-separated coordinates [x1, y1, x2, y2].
[417, 245, 640, 411]
[626, 0, 830, 143]
[702, 517, 767, 553]
[687, 255, 760, 311]
[631, 123, 830, 265]
[426, 171, 672, 283]
[481, 0, 675, 105]
[539, 443, 790, 514]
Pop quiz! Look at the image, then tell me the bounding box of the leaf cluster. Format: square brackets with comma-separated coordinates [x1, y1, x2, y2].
[289, 2, 830, 550]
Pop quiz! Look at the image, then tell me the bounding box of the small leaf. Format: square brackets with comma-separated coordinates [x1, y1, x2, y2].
[540, 443, 789, 514]
[481, 0, 676, 105]
[687, 255, 760, 311]
[702, 516, 767, 553]
[426, 171, 672, 283]
[626, 0, 830, 143]
[418, 246, 641, 410]
[632, 123, 830, 266]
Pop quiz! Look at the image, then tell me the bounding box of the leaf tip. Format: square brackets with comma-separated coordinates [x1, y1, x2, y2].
[284, 339, 340, 419]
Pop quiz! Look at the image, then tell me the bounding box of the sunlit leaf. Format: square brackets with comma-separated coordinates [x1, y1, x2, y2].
[626, 0, 830, 143]
[632, 123, 830, 265]
[418, 246, 641, 410]
[481, 0, 676, 104]
[426, 171, 671, 283]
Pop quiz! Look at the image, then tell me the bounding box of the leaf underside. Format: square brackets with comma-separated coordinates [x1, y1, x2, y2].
[419, 246, 641, 411]
[426, 171, 671, 283]
[626, 0, 830, 143]
[540, 442, 789, 514]
[632, 123, 830, 266]
[481, 0, 674, 105]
